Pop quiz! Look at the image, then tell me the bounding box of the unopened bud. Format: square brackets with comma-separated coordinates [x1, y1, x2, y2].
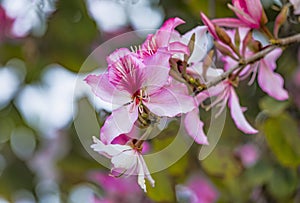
[248, 40, 262, 53]
[274, 5, 289, 38]
[214, 41, 237, 60]
[234, 28, 240, 48]
[215, 25, 232, 45]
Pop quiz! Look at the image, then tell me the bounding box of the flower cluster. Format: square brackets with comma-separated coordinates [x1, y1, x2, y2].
[85, 0, 295, 192]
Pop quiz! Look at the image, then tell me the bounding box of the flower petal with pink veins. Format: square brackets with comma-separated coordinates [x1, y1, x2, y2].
[184, 108, 209, 145]
[212, 18, 248, 28]
[84, 73, 131, 106]
[156, 17, 185, 47]
[108, 53, 145, 94]
[106, 48, 133, 64]
[228, 87, 258, 134]
[100, 104, 139, 144]
[145, 86, 194, 117]
[142, 53, 171, 93]
[258, 59, 288, 100]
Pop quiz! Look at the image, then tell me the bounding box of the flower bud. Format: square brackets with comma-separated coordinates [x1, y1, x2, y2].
[215, 25, 232, 45]
[214, 41, 237, 60]
[274, 4, 289, 38]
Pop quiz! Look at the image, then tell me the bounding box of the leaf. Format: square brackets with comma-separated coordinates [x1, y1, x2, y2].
[146, 171, 175, 202]
[263, 113, 300, 167]
[259, 96, 289, 117]
[242, 161, 274, 188]
[201, 147, 241, 178]
[267, 166, 298, 199]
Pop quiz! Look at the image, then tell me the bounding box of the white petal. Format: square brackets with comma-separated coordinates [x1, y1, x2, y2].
[91, 136, 131, 158]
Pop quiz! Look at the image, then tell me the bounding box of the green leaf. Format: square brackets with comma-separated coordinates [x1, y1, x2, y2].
[201, 147, 241, 178]
[242, 161, 274, 187]
[267, 166, 298, 199]
[146, 171, 175, 202]
[263, 113, 300, 167]
[259, 96, 289, 116]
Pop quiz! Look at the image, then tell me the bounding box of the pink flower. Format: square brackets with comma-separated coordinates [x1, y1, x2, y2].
[91, 136, 154, 192]
[89, 171, 144, 203]
[176, 175, 218, 203]
[212, 0, 267, 29]
[204, 80, 258, 134]
[200, 13, 219, 40]
[290, 0, 300, 15]
[220, 28, 288, 101]
[138, 17, 189, 58]
[0, 6, 14, 41]
[85, 48, 194, 144]
[235, 143, 260, 167]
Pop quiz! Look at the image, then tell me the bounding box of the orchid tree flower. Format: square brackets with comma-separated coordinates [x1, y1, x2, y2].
[89, 171, 143, 203]
[85, 48, 194, 144]
[235, 143, 260, 167]
[203, 79, 258, 134]
[138, 17, 189, 59]
[220, 28, 288, 101]
[170, 26, 214, 145]
[91, 136, 154, 192]
[176, 174, 218, 203]
[211, 0, 268, 29]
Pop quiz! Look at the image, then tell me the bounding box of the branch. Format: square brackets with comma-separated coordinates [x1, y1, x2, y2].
[204, 33, 300, 89]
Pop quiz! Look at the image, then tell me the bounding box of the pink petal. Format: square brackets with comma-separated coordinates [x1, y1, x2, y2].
[84, 73, 131, 106]
[262, 48, 282, 71]
[143, 57, 170, 94]
[200, 12, 218, 40]
[228, 87, 258, 134]
[258, 59, 288, 100]
[100, 104, 139, 144]
[212, 18, 248, 28]
[168, 41, 189, 55]
[231, 0, 259, 28]
[184, 108, 209, 145]
[108, 53, 146, 94]
[245, 0, 263, 24]
[156, 17, 185, 47]
[146, 86, 194, 117]
[106, 48, 133, 64]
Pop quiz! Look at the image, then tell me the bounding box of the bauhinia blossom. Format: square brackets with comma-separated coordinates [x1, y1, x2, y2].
[204, 79, 258, 134]
[176, 174, 218, 203]
[138, 17, 189, 59]
[85, 48, 194, 144]
[220, 28, 289, 100]
[211, 0, 268, 29]
[91, 136, 154, 192]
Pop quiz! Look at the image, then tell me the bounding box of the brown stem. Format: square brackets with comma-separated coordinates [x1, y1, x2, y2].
[203, 33, 300, 89]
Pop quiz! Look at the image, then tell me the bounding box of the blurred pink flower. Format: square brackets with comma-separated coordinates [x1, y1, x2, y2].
[91, 136, 154, 192]
[0, 6, 14, 41]
[85, 48, 194, 144]
[235, 143, 260, 167]
[176, 175, 218, 203]
[212, 0, 267, 29]
[90, 171, 141, 194]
